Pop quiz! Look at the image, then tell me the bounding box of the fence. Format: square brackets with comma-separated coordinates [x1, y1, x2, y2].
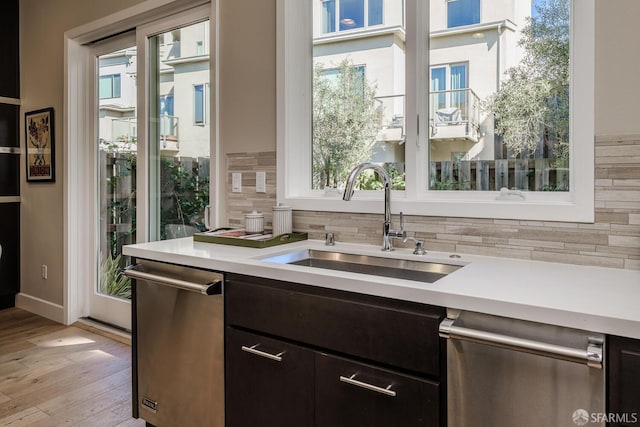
[99, 151, 210, 266]
[430, 159, 569, 191]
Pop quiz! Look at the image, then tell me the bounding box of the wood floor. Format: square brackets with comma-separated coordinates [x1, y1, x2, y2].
[0, 308, 144, 427]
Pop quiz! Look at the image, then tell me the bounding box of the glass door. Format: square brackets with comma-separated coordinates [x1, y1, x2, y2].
[91, 33, 138, 330]
[147, 20, 211, 242]
[87, 7, 212, 331]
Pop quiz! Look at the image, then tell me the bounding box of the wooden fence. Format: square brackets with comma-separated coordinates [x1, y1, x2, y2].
[430, 159, 569, 191]
[99, 152, 210, 264]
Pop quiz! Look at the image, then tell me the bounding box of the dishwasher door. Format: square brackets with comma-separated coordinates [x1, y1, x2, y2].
[126, 260, 224, 427]
[440, 310, 605, 427]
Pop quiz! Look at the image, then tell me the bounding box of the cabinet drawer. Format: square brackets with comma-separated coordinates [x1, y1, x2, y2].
[316, 353, 440, 427]
[226, 274, 444, 376]
[609, 335, 640, 425]
[226, 327, 315, 427]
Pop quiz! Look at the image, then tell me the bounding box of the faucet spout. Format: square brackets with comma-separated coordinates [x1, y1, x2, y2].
[343, 163, 404, 251]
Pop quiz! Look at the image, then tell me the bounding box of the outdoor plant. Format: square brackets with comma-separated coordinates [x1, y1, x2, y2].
[99, 252, 131, 299]
[160, 157, 209, 239]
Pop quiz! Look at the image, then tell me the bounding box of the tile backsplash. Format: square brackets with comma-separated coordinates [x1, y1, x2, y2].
[226, 134, 640, 270]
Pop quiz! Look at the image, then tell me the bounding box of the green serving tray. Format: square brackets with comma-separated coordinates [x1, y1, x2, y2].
[193, 228, 308, 248]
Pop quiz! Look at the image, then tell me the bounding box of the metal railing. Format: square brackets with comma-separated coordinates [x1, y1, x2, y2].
[374, 94, 405, 142]
[429, 88, 480, 137]
[110, 115, 180, 145]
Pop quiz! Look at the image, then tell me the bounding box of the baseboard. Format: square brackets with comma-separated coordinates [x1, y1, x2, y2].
[15, 293, 65, 324]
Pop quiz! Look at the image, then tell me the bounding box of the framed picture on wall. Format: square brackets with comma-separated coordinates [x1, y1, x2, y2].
[25, 107, 55, 182]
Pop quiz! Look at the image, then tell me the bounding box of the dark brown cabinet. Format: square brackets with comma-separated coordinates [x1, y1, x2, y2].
[608, 335, 640, 426]
[0, 0, 20, 310]
[225, 273, 446, 427]
[0, 0, 19, 99]
[225, 328, 315, 427]
[316, 353, 440, 427]
[0, 203, 20, 309]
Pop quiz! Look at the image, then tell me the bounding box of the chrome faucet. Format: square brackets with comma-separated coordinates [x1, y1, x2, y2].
[343, 163, 405, 251]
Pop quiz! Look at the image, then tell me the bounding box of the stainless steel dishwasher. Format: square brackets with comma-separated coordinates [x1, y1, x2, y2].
[439, 309, 605, 427]
[124, 260, 224, 427]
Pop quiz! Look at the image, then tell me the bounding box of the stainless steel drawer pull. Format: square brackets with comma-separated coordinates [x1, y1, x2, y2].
[439, 318, 604, 369]
[339, 374, 397, 397]
[123, 265, 222, 295]
[241, 345, 284, 362]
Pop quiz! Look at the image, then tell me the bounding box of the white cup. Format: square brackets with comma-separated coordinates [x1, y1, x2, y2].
[272, 204, 292, 236]
[244, 211, 264, 233]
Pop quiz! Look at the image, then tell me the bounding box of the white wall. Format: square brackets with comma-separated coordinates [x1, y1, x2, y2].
[594, 0, 640, 136]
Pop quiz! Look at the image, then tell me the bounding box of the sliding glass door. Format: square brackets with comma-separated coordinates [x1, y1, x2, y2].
[91, 33, 138, 329]
[88, 7, 212, 330]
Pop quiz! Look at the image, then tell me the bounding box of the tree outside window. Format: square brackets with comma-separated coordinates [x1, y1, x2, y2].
[312, 60, 381, 189]
[485, 0, 570, 171]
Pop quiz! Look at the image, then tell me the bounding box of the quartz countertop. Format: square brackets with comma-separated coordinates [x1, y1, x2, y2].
[123, 237, 640, 339]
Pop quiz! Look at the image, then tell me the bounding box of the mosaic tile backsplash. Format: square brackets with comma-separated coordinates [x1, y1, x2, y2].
[226, 134, 640, 270]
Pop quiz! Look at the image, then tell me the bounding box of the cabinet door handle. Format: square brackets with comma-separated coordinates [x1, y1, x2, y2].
[339, 374, 397, 397]
[241, 344, 284, 362]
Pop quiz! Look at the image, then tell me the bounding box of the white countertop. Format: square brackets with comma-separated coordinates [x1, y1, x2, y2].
[123, 238, 640, 339]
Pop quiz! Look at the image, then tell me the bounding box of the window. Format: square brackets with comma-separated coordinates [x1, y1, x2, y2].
[160, 94, 174, 116]
[321, 0, 384, 34]
[278, 0, 594, 222]
[99, 74, 121, 99]
[430, 63, 468, 115]
[447, 0, 480, 28]
[194, 83, 208, 125]
[318, 65, 366, 93]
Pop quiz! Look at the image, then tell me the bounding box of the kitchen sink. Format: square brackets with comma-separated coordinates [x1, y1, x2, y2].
[260, 249, 462, 283]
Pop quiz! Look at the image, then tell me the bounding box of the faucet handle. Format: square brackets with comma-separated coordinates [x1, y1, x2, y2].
[388, 211, 406, 240]
[413, 240, 427, 256]
[403, 235, 427, 255]
[325, 232, 335, 246]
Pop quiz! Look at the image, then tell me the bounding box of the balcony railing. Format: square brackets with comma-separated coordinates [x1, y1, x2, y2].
[375, 94, 405, 143]
[107, 115, 179, 152]
[429, 88, 480, 142]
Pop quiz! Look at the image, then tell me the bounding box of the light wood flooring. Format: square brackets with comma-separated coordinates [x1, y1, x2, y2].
[0, 308, 144, 427]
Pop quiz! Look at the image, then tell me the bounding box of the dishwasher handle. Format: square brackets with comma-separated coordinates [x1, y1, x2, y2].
[439, 318, 603, 369]
[123, 265, 222, 295]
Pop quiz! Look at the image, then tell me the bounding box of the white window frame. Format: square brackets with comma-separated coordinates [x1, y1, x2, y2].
[193, 82, 209, 125]
[99, 73, 122, 99]
[446, 0, 481, 29]
[321, 0, 385, 34]
[277, 0, 595, 222]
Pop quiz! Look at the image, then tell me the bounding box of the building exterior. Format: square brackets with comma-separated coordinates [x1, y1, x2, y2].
[98, 21, 210, 158]
[312, 0, 532, 168]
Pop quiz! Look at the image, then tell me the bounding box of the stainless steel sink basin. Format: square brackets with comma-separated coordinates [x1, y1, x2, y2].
[260, 249, 462, 283]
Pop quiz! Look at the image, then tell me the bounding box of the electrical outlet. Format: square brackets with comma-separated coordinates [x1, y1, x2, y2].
[232, 172, 242, 193]
[41, 264, 48, 280]
[256, 171, 266, 193]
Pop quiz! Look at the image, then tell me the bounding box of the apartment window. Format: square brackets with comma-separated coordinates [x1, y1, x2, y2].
[160, 94, 174, 116]
[430, 63, 468, 112]
[447, 0, 480, 28]
[319, 65, 366, 93]
[99, 74, 121, 99]
[194, 83, 208, 125]
[321, 0, 384, 34]
[279, 0, 594, 222]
